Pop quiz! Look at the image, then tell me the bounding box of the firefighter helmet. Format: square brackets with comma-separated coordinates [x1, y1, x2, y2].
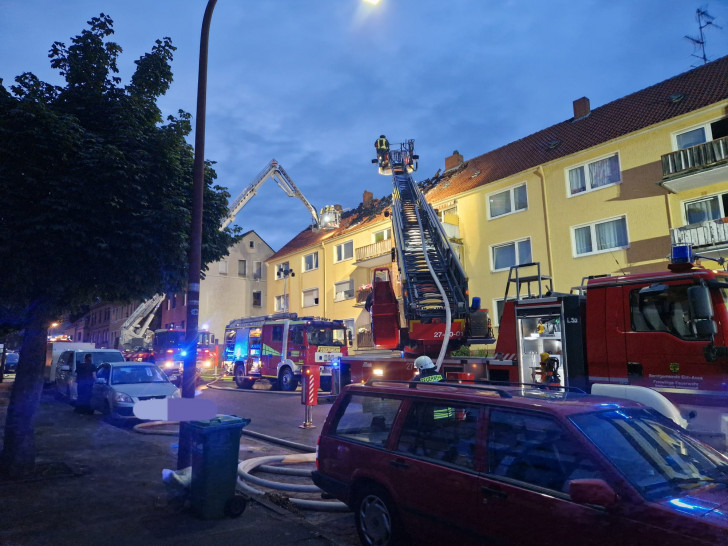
[415, 355, 435, 371]
[540, 352, 550, 363]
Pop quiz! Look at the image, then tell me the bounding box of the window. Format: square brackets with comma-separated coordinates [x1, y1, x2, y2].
[271, 325, 283, 342]
[303, 252, 319, 272]
[396, 402, 480, 470]
[238, 260, 247, 277]
[572, 216, 628, 256]
[253, 261, 262, 279]
[487, 409, 604, 492]
[274, 294, 288, 312]
[488, 183, 528, 218]
[567, 153, 621, 196]
[334, 279, 354, 302]
[218, 260, 228, 275]
[332, 394, 402, 446]
[491, 238, 532, 272]
[683, 192, 728, 224]
[373, 228, 391, 242]
[302, 288, 319, 307]
[630, 284, 707, 340]
[249, 240, 255, 249]
[276, 261, 290, 279]
[674, 118, 728, 149]
[335, 241, 353, 263]
[252, 291, 262, 307]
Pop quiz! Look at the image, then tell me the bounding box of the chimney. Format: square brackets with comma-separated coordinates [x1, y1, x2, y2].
[362, 190, 373, 208]
[445, 150, 464, 171]
[573, 97, 591, 120]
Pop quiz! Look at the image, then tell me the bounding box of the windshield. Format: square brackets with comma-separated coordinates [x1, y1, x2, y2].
[306, 326, 346, 346]
[571, 409, 728, 501]
[111, 365, 168, 385]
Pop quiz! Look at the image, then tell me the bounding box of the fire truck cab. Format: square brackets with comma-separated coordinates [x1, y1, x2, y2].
[224, 313, 349, 392]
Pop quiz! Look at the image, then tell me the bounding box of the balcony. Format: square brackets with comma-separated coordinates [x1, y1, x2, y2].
[354, 239, 394, 267]
[659, 136, 728, 193]
[671, 217, 728, 255]
[356, 330, 374, 348]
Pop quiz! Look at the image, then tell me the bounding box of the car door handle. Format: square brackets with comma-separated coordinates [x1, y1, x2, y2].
[481, 485, 507, 500]
[389, 458, 409, 469]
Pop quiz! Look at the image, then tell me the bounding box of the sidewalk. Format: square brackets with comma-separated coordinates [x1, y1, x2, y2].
[0, 380, 341, 546]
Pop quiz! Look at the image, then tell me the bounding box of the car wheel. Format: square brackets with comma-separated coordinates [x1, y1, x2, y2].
[319, 377, 332, 392]
[234, 363, 255, 389]
[354, 484, 407, 546]
[278, 367, 298, 392]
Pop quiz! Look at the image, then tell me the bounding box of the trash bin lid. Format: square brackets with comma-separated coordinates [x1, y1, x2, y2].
[189, 414, 251, 428]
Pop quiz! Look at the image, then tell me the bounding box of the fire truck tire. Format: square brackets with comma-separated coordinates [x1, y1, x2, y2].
[234, 364, 255, 389]
[278, 367, 298, 392]
[319, 377, 332, 393]
[353, 483, 407, 546]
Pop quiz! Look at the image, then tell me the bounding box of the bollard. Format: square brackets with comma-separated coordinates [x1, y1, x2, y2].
[300, 364, 319, 429]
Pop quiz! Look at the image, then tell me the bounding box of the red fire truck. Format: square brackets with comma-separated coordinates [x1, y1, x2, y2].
[223, 313, 350, 391]
[151, 328, 215, 385]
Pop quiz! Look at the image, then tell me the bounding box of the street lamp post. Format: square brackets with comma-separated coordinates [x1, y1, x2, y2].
[178, 0, 218, 470]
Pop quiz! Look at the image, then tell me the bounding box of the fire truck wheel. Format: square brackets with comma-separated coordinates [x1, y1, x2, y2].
[278, 367, 299, 392]
[234, 364, 255, 389]
[319, 377, 332, 393]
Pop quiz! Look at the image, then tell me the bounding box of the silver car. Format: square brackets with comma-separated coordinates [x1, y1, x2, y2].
[90, 361, 180, 420]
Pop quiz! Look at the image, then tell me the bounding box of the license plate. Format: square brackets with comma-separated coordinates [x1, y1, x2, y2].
[169, 374, 178, 381]
[315, 352, 339, 362]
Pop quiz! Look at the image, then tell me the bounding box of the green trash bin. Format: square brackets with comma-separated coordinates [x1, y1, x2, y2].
[184, 414, 251, 519]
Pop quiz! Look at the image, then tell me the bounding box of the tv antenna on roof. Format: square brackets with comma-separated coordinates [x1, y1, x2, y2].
[685, 8, 721, 65]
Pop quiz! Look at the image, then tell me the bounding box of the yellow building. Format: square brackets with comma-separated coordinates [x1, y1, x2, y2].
[267, 56, 728, 346]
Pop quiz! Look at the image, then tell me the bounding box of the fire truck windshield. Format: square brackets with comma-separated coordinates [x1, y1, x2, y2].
[306, 326, 346, 347]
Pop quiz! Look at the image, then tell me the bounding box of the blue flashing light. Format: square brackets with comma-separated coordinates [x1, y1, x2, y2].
[671, 244, 693, 264]
[180, 350, 188, 357]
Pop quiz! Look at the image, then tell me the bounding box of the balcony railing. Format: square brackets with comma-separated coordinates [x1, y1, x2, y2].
[355, 239, 393, 263]
[661, 136, 728, 178]
[671, 218, 728, 250]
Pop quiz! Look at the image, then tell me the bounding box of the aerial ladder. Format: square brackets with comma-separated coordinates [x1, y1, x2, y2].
[222, 159, 339, 230]
[369, 140, 491, 361]
[119, 293, 166, 350]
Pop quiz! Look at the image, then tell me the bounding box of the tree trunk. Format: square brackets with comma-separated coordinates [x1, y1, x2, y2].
[0, 312, 49, 477]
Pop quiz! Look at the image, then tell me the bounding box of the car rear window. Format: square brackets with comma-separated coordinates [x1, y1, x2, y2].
[332, 394, 401, 446]
[76, 352, 124, 366]
[395, 402, 480, 470]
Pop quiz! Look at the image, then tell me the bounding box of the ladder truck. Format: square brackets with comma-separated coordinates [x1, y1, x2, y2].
[336, 140, 494, 386]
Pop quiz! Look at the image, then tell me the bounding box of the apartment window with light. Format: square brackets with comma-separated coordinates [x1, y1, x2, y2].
[276, 261, 290, 279]
[238, 260, 247, 277]
[218, 260, 228, 275]
[253, 261, 262, 279]
[488, 183, 528, 218]
[567, 153, 621, 196]
[674, 118, 728, 149]
[302, 288, 319, 308]
[252, 291, 262, 307]
[572, 216, 628, 257]
[373, 229, 391, 242]
[303, 252, 319, 271]
[334, 241, 353, 263]
[334, 279, 354, 302]
[274, 294, 288, 312]
[683, 192, 728, 224]
[491, 238, 532, 272]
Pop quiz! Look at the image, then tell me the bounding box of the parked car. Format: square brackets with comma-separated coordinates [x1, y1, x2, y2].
[3, 352, 19, 374]
[55, 349, 126, 401]
[90, 361, 179, 420]
[313, 380, 728, 546]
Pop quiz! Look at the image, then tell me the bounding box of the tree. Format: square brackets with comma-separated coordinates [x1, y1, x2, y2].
[0, 14, 241, 476]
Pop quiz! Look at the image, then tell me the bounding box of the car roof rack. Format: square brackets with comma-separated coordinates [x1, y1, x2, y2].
[363, 379, 514, 398]
[472, 379, 588, 394]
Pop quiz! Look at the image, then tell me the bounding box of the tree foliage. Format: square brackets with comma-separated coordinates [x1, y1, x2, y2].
[0, 14, 241, 475]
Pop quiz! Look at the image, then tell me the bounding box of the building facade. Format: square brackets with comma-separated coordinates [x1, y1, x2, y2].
[161, 230, 274, 342]
[266, 57, 728, 349]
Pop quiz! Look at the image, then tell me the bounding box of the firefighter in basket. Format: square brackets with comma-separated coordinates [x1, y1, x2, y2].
[374, 134, 390, 168]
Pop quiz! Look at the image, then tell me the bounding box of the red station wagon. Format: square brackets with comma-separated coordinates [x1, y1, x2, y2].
[313, 380, 728, 546]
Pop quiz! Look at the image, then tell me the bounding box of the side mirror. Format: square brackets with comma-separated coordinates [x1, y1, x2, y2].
[568, 479, 618, 509]
[688, 285, 714, 320]
[348, 330, 353, 346]
[95, 377, 107, 385]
